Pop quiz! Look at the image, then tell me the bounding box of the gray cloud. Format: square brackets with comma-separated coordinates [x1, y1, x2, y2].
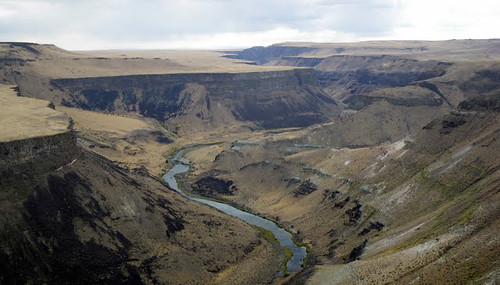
[0, 0, 398, 37]
[0, 0, 497, 49]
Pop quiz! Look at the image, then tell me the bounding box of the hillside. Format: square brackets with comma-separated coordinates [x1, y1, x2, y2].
[184, 40, 500, 283]
[1, 39, 499, 284]
[190, 96, 499, 284]
[227, 39, 500, 148]
[0, 86, 281, 284]
[0, 42, 339, 135]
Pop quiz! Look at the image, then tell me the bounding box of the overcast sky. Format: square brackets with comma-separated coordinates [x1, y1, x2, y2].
[0, 0, 499, 50]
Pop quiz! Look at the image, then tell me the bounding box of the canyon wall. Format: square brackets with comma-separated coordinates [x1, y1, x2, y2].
[0, 84, 281, 284]
[51, 69, 340, 130]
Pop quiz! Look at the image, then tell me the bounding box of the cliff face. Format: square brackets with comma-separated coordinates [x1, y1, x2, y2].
[228, 46, 452, 103]
[223, 45, 315, 65]
[313, 55, 450, 104]
[0, 84, 75, 200]
[226, 46, 456, 146]
[227, 45, 500, 148]
[342, 85, 447, 110]
[0, 132, 75, 167]
[0, 85, 281, 284]
[52, 69, 340, 130]
[0, 132, 76, 202]
[1, 148, 281, 284]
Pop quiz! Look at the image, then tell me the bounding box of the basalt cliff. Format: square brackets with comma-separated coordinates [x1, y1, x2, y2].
[0, 84, 280, 284]
[0, 40, 499, 284]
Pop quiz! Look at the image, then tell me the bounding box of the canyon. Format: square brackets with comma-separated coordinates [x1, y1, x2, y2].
[0, 39, 499, 284]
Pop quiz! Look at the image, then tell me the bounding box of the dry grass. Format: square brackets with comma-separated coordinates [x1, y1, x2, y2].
[273, 39, 500, 61]
[59, 106, 152, 135]
[57, 106, 173, 175]
[0, 84, 70, 142]
[182, 109, 500, 285]
[28, 49, 294, 79]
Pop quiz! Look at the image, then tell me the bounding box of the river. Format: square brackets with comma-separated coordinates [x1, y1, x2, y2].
[162, 149, 307, 273]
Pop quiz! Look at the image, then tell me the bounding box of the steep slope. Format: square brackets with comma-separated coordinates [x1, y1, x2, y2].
[180, 88, 499, 284]
[1, 149, 281, 284]
[51, 69, 340, 133]
[224, 41, 500, 148]
[2, 40, 499, 284]
[292, 60, 500, 148]
[305, 98, 500, 284]
[0, 43, 340, 134]
[0, 85, 281, 284]
[226, 39, 500, 103]
[226, 41, 500, 148]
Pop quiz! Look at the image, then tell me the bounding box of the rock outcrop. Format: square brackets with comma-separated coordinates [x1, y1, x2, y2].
[0, 85, 281, 284]
[0, 85, 75, 199]
[223, 45, 315, 65]
[51, 69, 340, 131]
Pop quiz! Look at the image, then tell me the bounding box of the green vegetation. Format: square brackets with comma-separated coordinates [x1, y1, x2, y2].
[165, 145, 182, 160]
[255, 226, 279, 244]
[255, 226, 292, 276]
[457, 203, 477, 225]
[293, 240, 312, 268]
[282, 247, 293, 275]
[169, 146, 312, 277]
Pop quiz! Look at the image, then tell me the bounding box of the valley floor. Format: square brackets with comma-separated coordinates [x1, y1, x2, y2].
[65, 103, 499, 285]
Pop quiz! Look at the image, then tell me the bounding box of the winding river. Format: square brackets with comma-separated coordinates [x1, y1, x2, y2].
[163, 149, 308, 273]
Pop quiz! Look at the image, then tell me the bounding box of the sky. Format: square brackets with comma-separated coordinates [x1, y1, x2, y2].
[0, 0, 499, 50]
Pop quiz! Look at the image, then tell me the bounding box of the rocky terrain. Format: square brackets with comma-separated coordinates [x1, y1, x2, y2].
[0, 42, 337, 135]
[226, 39, 500, 148]
[187, 40, 500, 284]
[0, 84, 281, 284]
[51, 69, 339, 132]
[1, 40, 499, 284]
[190, 98, 499, 284]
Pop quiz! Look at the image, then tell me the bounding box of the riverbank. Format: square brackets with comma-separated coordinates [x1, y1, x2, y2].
[163, 147, 309, 277]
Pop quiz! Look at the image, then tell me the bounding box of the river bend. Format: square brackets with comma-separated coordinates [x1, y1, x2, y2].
[162, 149, 307, 272]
